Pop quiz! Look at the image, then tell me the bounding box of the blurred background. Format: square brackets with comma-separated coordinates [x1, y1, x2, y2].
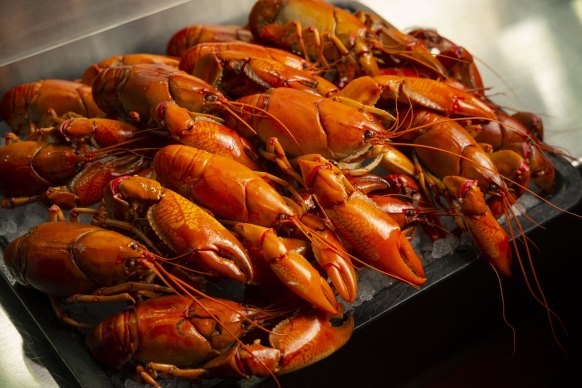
[363, 0, 582, 164]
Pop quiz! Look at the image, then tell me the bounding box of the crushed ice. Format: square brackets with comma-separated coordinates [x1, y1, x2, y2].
[431, 233, 460, 259]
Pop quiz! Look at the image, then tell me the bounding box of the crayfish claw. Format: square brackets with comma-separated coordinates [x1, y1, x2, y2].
[269, 305, 354, 375]
[233, 223, 339, 314]
[203, 341, 281, 379]
[325, 259, 358, 304]
[196, 250, 252, 284]
[205, 306, 354, 378]
[443, 175, 513, 276]
[395, 231, 427, 284]
[298, 155, 427, 287]
[312, 246, 357, 304]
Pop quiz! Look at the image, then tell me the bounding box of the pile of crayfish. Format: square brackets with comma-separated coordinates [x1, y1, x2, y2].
[0, 0, 571, 386]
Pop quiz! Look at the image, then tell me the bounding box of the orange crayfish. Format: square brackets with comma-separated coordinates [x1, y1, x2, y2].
[0, 133, 146, 209]
[2, 215, 172, 328]
[296, 154, 427, 286]
[167, 24, 255, 57]
[0, 79, 104, 135]
[87, 294, 354, 386]
[97, 175, 255, 284]
[81, 53, 180, 86]
[152, 144, 356, 312]
[248, 0, 446, 86]
[91, 63, 261, 170]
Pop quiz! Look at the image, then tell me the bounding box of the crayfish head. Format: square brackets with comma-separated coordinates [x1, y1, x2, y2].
[168, 71, 225, 115]
[249, 0, 285, 38]
[33, 143, 86, 184]
[73, 231, 153, 285]
[103, 175, 163, 221]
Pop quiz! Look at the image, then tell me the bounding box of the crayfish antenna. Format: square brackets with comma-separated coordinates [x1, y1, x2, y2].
[226, 99, 304, 154]
[219, 102, 257, 136]
[502, 197, 569, 353]
[490, 263, 517, 359]
[141, 254, 279, 334]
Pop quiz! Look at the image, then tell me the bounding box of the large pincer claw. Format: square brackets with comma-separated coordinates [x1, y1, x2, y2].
[110, 176, 255, 283]
[233, 223, 339, 315]
[203, 305, 354, 378]
[297, 155, 427, 287]
[300, 213, 358, 304]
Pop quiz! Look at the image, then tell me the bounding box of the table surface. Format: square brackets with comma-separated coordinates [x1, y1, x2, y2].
[1, 0, 581, 387]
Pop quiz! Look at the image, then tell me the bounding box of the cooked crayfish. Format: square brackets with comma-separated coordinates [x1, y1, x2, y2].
[167, 24, 255, 57]
[295, 154, 427, 286]
[87, 294, 353, 386]
[2, 217, 172, 328]
[181, 48, 337, 99]
[229, 87, 408, 172]
[92, 63, 230, 124]
[249, 0, 378, 84]
[248, 0, 446, 86]
[81, 53, 180, 85]
[98, 175, 254, 284]
[339, 74, 496, 121]
[389, 109, 515, 274]
[91, 63, 261, 169]
[179, 41, 312, 74]
[0, 136, 146, 208]
[0, 79, 104, 135]
[152, 144, 356, 309]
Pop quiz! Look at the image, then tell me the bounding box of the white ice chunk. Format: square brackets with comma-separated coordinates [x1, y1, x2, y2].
[0, 219, 17, 236]
[351, 267, 394, 307]
[431, 233, 459, 259]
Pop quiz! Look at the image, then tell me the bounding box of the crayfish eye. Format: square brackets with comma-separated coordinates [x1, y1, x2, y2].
[125, 258, 136, 271]
[204, 94, 218, 102]
[363, 130, 374, 139]
[129, 241, 139, 251]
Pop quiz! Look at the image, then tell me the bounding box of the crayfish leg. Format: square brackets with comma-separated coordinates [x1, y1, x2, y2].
[49, 296, 97, 330]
